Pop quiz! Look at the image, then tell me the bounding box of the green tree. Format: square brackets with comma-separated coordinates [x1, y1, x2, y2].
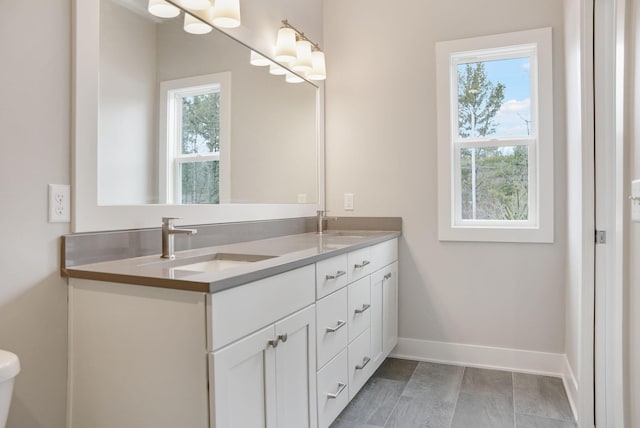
[457, 63, 505, 138]
[180, 93, 221, 204]
[457, 63, 528, 221]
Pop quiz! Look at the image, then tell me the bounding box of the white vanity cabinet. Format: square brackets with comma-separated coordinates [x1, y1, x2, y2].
[315, 238, 398, 428]
[66, 237, 398, 428]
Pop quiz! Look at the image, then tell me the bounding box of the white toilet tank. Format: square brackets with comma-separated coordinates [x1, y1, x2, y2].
[0, 350, 20, 428]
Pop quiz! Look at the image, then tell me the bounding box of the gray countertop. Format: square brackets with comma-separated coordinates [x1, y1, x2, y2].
[65, 230, 400, 293]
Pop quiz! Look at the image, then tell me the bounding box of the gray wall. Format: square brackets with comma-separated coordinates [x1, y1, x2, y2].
[0, 1, 70, 427]
[324, 0, 567, 353]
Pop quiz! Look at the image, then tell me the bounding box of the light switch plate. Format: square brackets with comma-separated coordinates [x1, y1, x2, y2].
[344, 193, 354, 211]
[632, 179, 640, 223]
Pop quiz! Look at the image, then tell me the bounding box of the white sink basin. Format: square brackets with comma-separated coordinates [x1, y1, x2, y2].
[177, 258, 257, 273]
[146, 252, 277, 273]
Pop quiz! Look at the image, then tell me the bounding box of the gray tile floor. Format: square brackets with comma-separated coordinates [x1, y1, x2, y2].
[330, 359, 576, 428]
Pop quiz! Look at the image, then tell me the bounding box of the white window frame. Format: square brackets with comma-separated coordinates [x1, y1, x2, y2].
[158, 72, 231, 204]
[436, 28, 554, 243]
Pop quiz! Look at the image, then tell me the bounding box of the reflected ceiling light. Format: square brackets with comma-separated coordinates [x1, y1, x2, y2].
[292, 40, 312, 72]
[269, 63, 287, 75]
[274, 27, 297, 63]
[211, 0, 241, 28]
[306, 50, 326, 81]
[148, 0, 180, 18]
[250, 51, 271, 66]
[181, 0, 211, 10]
[285, 72, 304, 84]
[184, 12, 212, 34]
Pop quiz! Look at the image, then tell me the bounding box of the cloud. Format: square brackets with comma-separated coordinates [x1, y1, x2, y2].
[497, 98, 531, 115]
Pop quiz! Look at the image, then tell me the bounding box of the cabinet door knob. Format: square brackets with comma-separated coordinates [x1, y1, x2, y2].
[278, 333, 288, 343]
[355, 303, 371, 314]
[384, 273, 392, 280]
[268, 339, 279, 348]
[355, 356, 371, 370]
[354, 260, 370, 269]
[327, 382, 347, 399]
[325, 270, 346, 280]
[326, 320, 346, 333]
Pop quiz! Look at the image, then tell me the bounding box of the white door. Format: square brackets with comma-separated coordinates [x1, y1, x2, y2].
[210, 325, 277, 428]
[382, 262, 398, 355]
[594, 0, 626, 426]
[274, 305, 318, 428]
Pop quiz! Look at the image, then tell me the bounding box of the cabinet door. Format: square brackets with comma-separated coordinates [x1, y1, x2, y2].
[382, 262, 398, 355]
[211, 325, 277, 428]
[274, 305, 318, 428]
[370, 268, 385, 368]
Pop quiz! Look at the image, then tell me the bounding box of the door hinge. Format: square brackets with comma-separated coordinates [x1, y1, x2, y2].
[595, 230, 607, 244]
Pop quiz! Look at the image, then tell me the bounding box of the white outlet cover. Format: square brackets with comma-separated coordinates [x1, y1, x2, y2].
[49, 184, 71, 223]
[632, 179, 640, 223]
[344, 193, 354, 211]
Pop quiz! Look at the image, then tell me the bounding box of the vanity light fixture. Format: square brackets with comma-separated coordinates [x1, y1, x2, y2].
[269, 63, 287, 75]
[149, 0, 242, 31]
[275, 20, 327, 81]
[184, 11, 213, 34]
[148, 0, 180, 18]
[250, 51, 271, 67]
[285, 72, 304, 84]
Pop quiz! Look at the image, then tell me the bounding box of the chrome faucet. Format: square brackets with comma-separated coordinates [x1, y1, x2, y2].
[161, 217, 197, 259]
[317, 210, 329, 234]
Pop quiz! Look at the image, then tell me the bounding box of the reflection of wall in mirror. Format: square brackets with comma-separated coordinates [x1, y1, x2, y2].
[99, 0, 159, 205]
[98, 0, 317, 205]
[157, 18, 317, 204]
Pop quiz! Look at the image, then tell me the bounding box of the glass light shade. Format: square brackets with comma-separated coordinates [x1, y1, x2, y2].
[250, 50, 271, 66]
[307, 50, 327, 81]
[148, 0, 180, 18]
[211, 0, 241, 28]
[184, 13, 212, 34]
[292, 40, 313, 72]
[275, 27, 297, 63]
[269, 63, 287, 75]
[181, 0, 211, 10]
[285, 72, 304, 84]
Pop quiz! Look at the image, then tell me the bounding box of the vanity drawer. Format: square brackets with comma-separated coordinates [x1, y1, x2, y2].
[316, 287, 348, 369]
[348, 329, 372, 400]
[371, 238, 398, 269]
[347, 247, 372, 283]
[317, 349, 349, 428]
[316, 254, 349, 299]
[207, 265, 315, 351]
[347, 277, 371, 342]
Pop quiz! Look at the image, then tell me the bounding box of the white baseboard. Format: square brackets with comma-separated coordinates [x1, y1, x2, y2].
[562, 355, 579, 424]
[390, 337, 565, 377]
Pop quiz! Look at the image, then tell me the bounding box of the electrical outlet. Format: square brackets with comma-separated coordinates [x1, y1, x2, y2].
[49, 184, 70, 223]
[344, 193, 354, 211]
[297, 193, 308, 203]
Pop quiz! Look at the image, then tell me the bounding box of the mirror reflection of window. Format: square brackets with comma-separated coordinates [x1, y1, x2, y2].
[159, 73, 231, 204]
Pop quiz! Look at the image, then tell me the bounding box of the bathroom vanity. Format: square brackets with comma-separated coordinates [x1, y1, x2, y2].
[65, 231, 398, 428]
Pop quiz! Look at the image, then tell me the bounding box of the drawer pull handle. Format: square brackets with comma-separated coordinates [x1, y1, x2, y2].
[325, 270, 346, 280]
[354, 260, 370, 269]
[326, 320, 346, 333]
[327, 382, 347, 399]
[384, 273, 392, 280]
[355, 303, 371, 314]
[355, 356, 371, 370]
[268, 333, 288, 348]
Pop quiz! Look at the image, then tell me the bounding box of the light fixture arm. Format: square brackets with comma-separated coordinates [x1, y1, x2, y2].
[281, 20, 321, 51]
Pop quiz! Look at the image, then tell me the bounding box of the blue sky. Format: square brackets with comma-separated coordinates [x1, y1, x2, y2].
[459, 56, 532, 138]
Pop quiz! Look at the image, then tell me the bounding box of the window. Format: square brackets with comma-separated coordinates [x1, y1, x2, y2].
[159, 72, 230, 204]
[436, 28, 553, 243]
